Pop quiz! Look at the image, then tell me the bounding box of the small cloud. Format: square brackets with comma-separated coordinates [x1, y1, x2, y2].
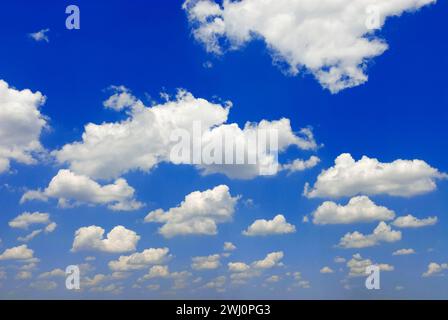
[29, 29, 50, 43]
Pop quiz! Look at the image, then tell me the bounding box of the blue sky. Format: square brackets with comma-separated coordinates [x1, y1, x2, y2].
[0, 0, 447, 299]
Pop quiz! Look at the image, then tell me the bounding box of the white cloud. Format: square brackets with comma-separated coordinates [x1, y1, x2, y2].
[252, 251, 284, 269]
[312, 196, 395, 225]
[183, 0, 435, 93]
[423, 262, 448, 277]
[347, 253, 394, 277]
[38, 268, 65, 279]
[144, 185, 239, 238]
[191, 254, 221, 270]
[338, 222, 401, 248]
[334, 256, 346, 264]
[16, 270, 32, 280]
[108, 248, 171, 271]
[392, 248, 415, 256]
[9, 212, 50, 229]
[281, 156, 320, 174]
[228, 262, 250, 273]
[53, 90, 317, 180]
[320, 266, 334, 274]
[71, 225, 140, 253]
[29, 29, 50, 42]
[242, 214, 296, 236]
[223, 242, 236, 251]
[30, 280, 57, 291]
[103, 86, 138, 111]
[21, 169, 143, 211]
[0, 80, 47, 174]
[392, 214, 438, 228]
[18, 230, 42, 243]
[0, 245, 36, 261]
[305, 154, 446, 198]
[141, 265, 170, 280]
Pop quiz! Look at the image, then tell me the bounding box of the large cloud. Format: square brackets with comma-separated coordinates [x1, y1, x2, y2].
[71, 225, 140, 253]
[312, 196, 395, 225]
[144, 185, 239, 238]
[21, 169, 143, 211]
[242, 214, 296, 236]
[0, 80, 47, 173]
[338, 221, 401, 248]
[183, 0, 436, 93]
[305, 154, 446, 198]
[53, 89, 317, 180]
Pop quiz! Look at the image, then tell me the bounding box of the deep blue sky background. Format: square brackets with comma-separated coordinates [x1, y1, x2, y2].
[0, 0, 447, 299]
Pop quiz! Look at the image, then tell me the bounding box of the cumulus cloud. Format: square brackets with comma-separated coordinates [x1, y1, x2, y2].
[223, 242, 236, 251]
[38, 268, 65, 279]
[144, 185, 239, 238]
[338, 222, 401, 248]
[141, 265, 170, 280]
[71, 225, 140, 253]
[423, 262, 448, 277]
[108, 248, 171, 271]
[103, 86, 138, 111]
[0, 245, 36, 261]
[29, 29, 50, 42]
[53, 90, 317, 180]
[228, 251, 284, 284]
[29, 280, 57, 291]
[305, 154, 446, 198]
[9, 212, 50, 229]
[0, 80, 47, 174]
[281, 156, 320, 174]
[228, 262, 250, 273]
[252, 251, 284, 269]
[320, 266, 334, 274]
[21, 169, 143, 211]
[392, 248, 415, 256]
[312, 196, 395, 225]
[191, 254, 221, 270]
[183, 0, 435, 93]
[242, 214, 296, 236]
[392, 214, 438, 228]
[347, 253, 394, 277]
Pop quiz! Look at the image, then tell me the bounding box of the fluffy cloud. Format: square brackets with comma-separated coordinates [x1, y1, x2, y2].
[422, 262, 448, 277]
[312, 196, 395, 225]
[144, 185, 239, 238]
[108, 248, 171, 271]
[0, 80, 47, 174]
[0, 245, 36, 261]
[392, 214, 438, 228]
[347, 253, 394, 277]
[29, 29, 50, 42]
[21, 169, 143, 211]
[141, 265, 170, 280]
[71, 226, 140, 253]
[103, 86, 138, 111]
[191, 254, 221, 270]
[252, 251, 284, 269]
[223, 242, 236, 251]
[38, 268, 65, 279]
[53, 90, 317, 180]
[228, 251, 284, 284]
[305, 154, 446, 198]
[320, 266, 334, 274]
[281, 156, 320, 174]
[242, 214, 296, 236]
[392, 248, 415, 256]
[9, 212, 50, 229]
[338, 222, 401, 248]
[183, 0, 435, 93]
[228, 262, 250, 273]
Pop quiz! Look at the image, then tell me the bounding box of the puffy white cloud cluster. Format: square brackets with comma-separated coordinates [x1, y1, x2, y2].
[242, 214, 296, 236]
[392, 214, 437, 228]
[312, 196, 395, 225]
[145, 185, 239, 238]
[392, 248, 415, 256]
[71, 225, 140, 253]
[0, 244, 36, 262]
[21, 169, 143, 211]
[53, 90, 317, 180]
[108, 248, 171, 271]
[191, 254, 221, 270]
[0, 80, 47, 174]
[305, 154, 446, 198]
[281, 156, 320, 174]
[423, 262, 448, 277]
[9, 212, 51, 229]
[223, 242, 236, 251]
[183, 0, 435, 93]
[338, 221, 401, 248]
[347, 253, 393, 277]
